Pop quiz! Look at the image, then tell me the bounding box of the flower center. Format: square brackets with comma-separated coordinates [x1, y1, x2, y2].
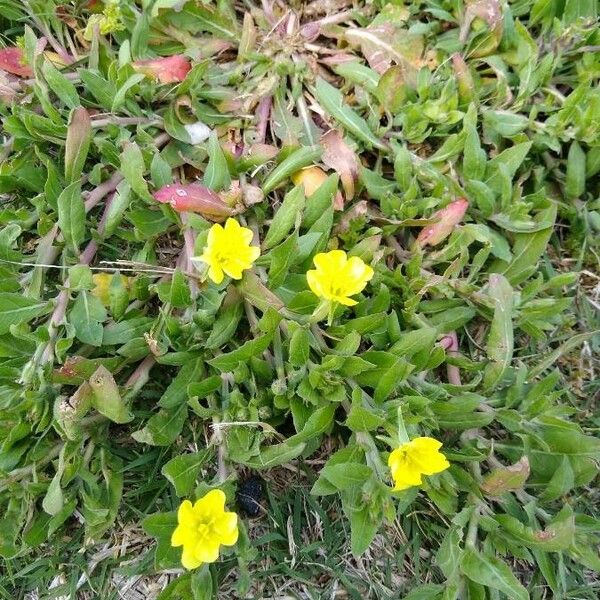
[196, 517, 215, 540]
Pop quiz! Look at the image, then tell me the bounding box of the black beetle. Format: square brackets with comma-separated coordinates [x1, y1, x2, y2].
[237, 476, 264, 517]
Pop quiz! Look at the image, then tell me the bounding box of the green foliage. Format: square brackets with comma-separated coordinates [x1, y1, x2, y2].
[0, 1, 599, 599]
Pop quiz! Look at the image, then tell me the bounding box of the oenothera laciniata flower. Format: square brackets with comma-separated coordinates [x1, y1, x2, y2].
[307, 249, 374, 307]
[196, 218, 260, 284]
[171, 489, 239, 570]
[388, 437, 450, 492]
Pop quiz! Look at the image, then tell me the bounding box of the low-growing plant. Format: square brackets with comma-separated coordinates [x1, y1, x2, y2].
[0, 1, 599, 598]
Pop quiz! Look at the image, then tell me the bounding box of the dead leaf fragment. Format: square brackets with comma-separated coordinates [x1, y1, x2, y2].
[321, 129, 360, 201]
[481, 457, 530, 496]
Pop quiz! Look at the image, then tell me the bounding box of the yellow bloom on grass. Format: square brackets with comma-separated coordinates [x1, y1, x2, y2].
[307, 250, 374, 306]
[197, 218, 260, 284]
[171, 489, 239, 570]
[388, 437, 450, 492]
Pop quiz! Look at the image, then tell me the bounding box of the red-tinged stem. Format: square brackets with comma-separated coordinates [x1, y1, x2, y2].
[124, 355, 155, 394]
[440, 332, 462, 386]
[84, 172, 124, 212]
[41, 191, 117, 364]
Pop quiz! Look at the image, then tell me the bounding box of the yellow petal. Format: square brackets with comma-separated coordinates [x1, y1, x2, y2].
[336, 295, 357, 306]
[409, 437, 449, 475]
[223, 265, 244, 280]
[306, 270, 324, 297]
[248, 245, 261, 261]
[240, 227, 254, 245]
[207, 223, 224, 245]
[208, 265, 224, 284]
[181, 544, 204, 570]
[313, 249, 347, 273]
[215, 512, 239, 546]
[392, 470, 423, 491]
[195, 489, 227, 515]
[224, 218, 241, 233]
[171, 524, 192, 547]
[177, 500, 196, 527]
[195, 539, 220, 563]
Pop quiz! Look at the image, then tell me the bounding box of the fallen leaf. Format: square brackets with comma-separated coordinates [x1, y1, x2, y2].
[321, 130, 360, 201]
[292, 166, 344, 210]
[417, 198, 469, 247]
[0, 47, 33, 78]
[133, 55, 191, 83]
[154, 183, 234, 219]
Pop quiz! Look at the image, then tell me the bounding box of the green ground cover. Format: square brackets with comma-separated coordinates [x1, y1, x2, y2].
[0, 1, 599, 598]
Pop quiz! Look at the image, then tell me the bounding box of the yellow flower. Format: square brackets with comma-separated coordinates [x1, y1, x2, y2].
[197, 218, 260, 284]
[171, 489, 239, 570]
[388, 437, 450, 492]
[306, 250, 374, 306]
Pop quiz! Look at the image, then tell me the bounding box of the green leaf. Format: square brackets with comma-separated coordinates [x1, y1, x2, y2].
[69, 291, 107, 347]
[345, 405, 385, 432]
[490, 203, 557, 285]
[239, 441, 306, 469]
[268, 230, 299, 288]
[288, 326, 310, 367]
[159, 359, 203, 409]
[42, 470, 64, 516]
[161, 450, 212, 497]
[203, 131, 231, 191]
[112, 73, 145, 111]
[264, 186, 305, 249]
[103, 180, 132, 238]
[156, 269, 192, 309]
[485, 142, 532, 194]
[403, 584, 444, 600]
[287, 404, 336, 445]
[78, 69, 117, 110]
[89, 365, 133, 423]
[57, 181, 85, 253]
[483, 274, 514, 390]
[262, 146, 322, 195]
[314, 78, 386, 150]
[460, 548, 529, 600]
[565, 141, 586, 200]
[205, 300, 243, 349]
[318, 463, 373, 491]
[64, 107, 91, 184]
[42, 60, 80, 109]
[120, 142, 152, 201]
[349, 505, 379, 557]
[208, 334, 272, 371]
[0, 293, 50, 334]
[132, 404, 188, 446]
[142, 511, 180, 568]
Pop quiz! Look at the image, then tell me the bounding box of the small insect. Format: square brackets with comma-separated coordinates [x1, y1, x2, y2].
[236, 476, 264, 518]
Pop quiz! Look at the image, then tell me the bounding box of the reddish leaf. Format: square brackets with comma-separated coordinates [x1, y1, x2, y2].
[416, 198, 469, 247]
[481, 457, 530, 496]
[133, 55, 191, 84]
[321, 129, 360, 201]
[0, 47, 33, 78]
[154, 183, 234, 219]
[459, 0, 503, 44]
